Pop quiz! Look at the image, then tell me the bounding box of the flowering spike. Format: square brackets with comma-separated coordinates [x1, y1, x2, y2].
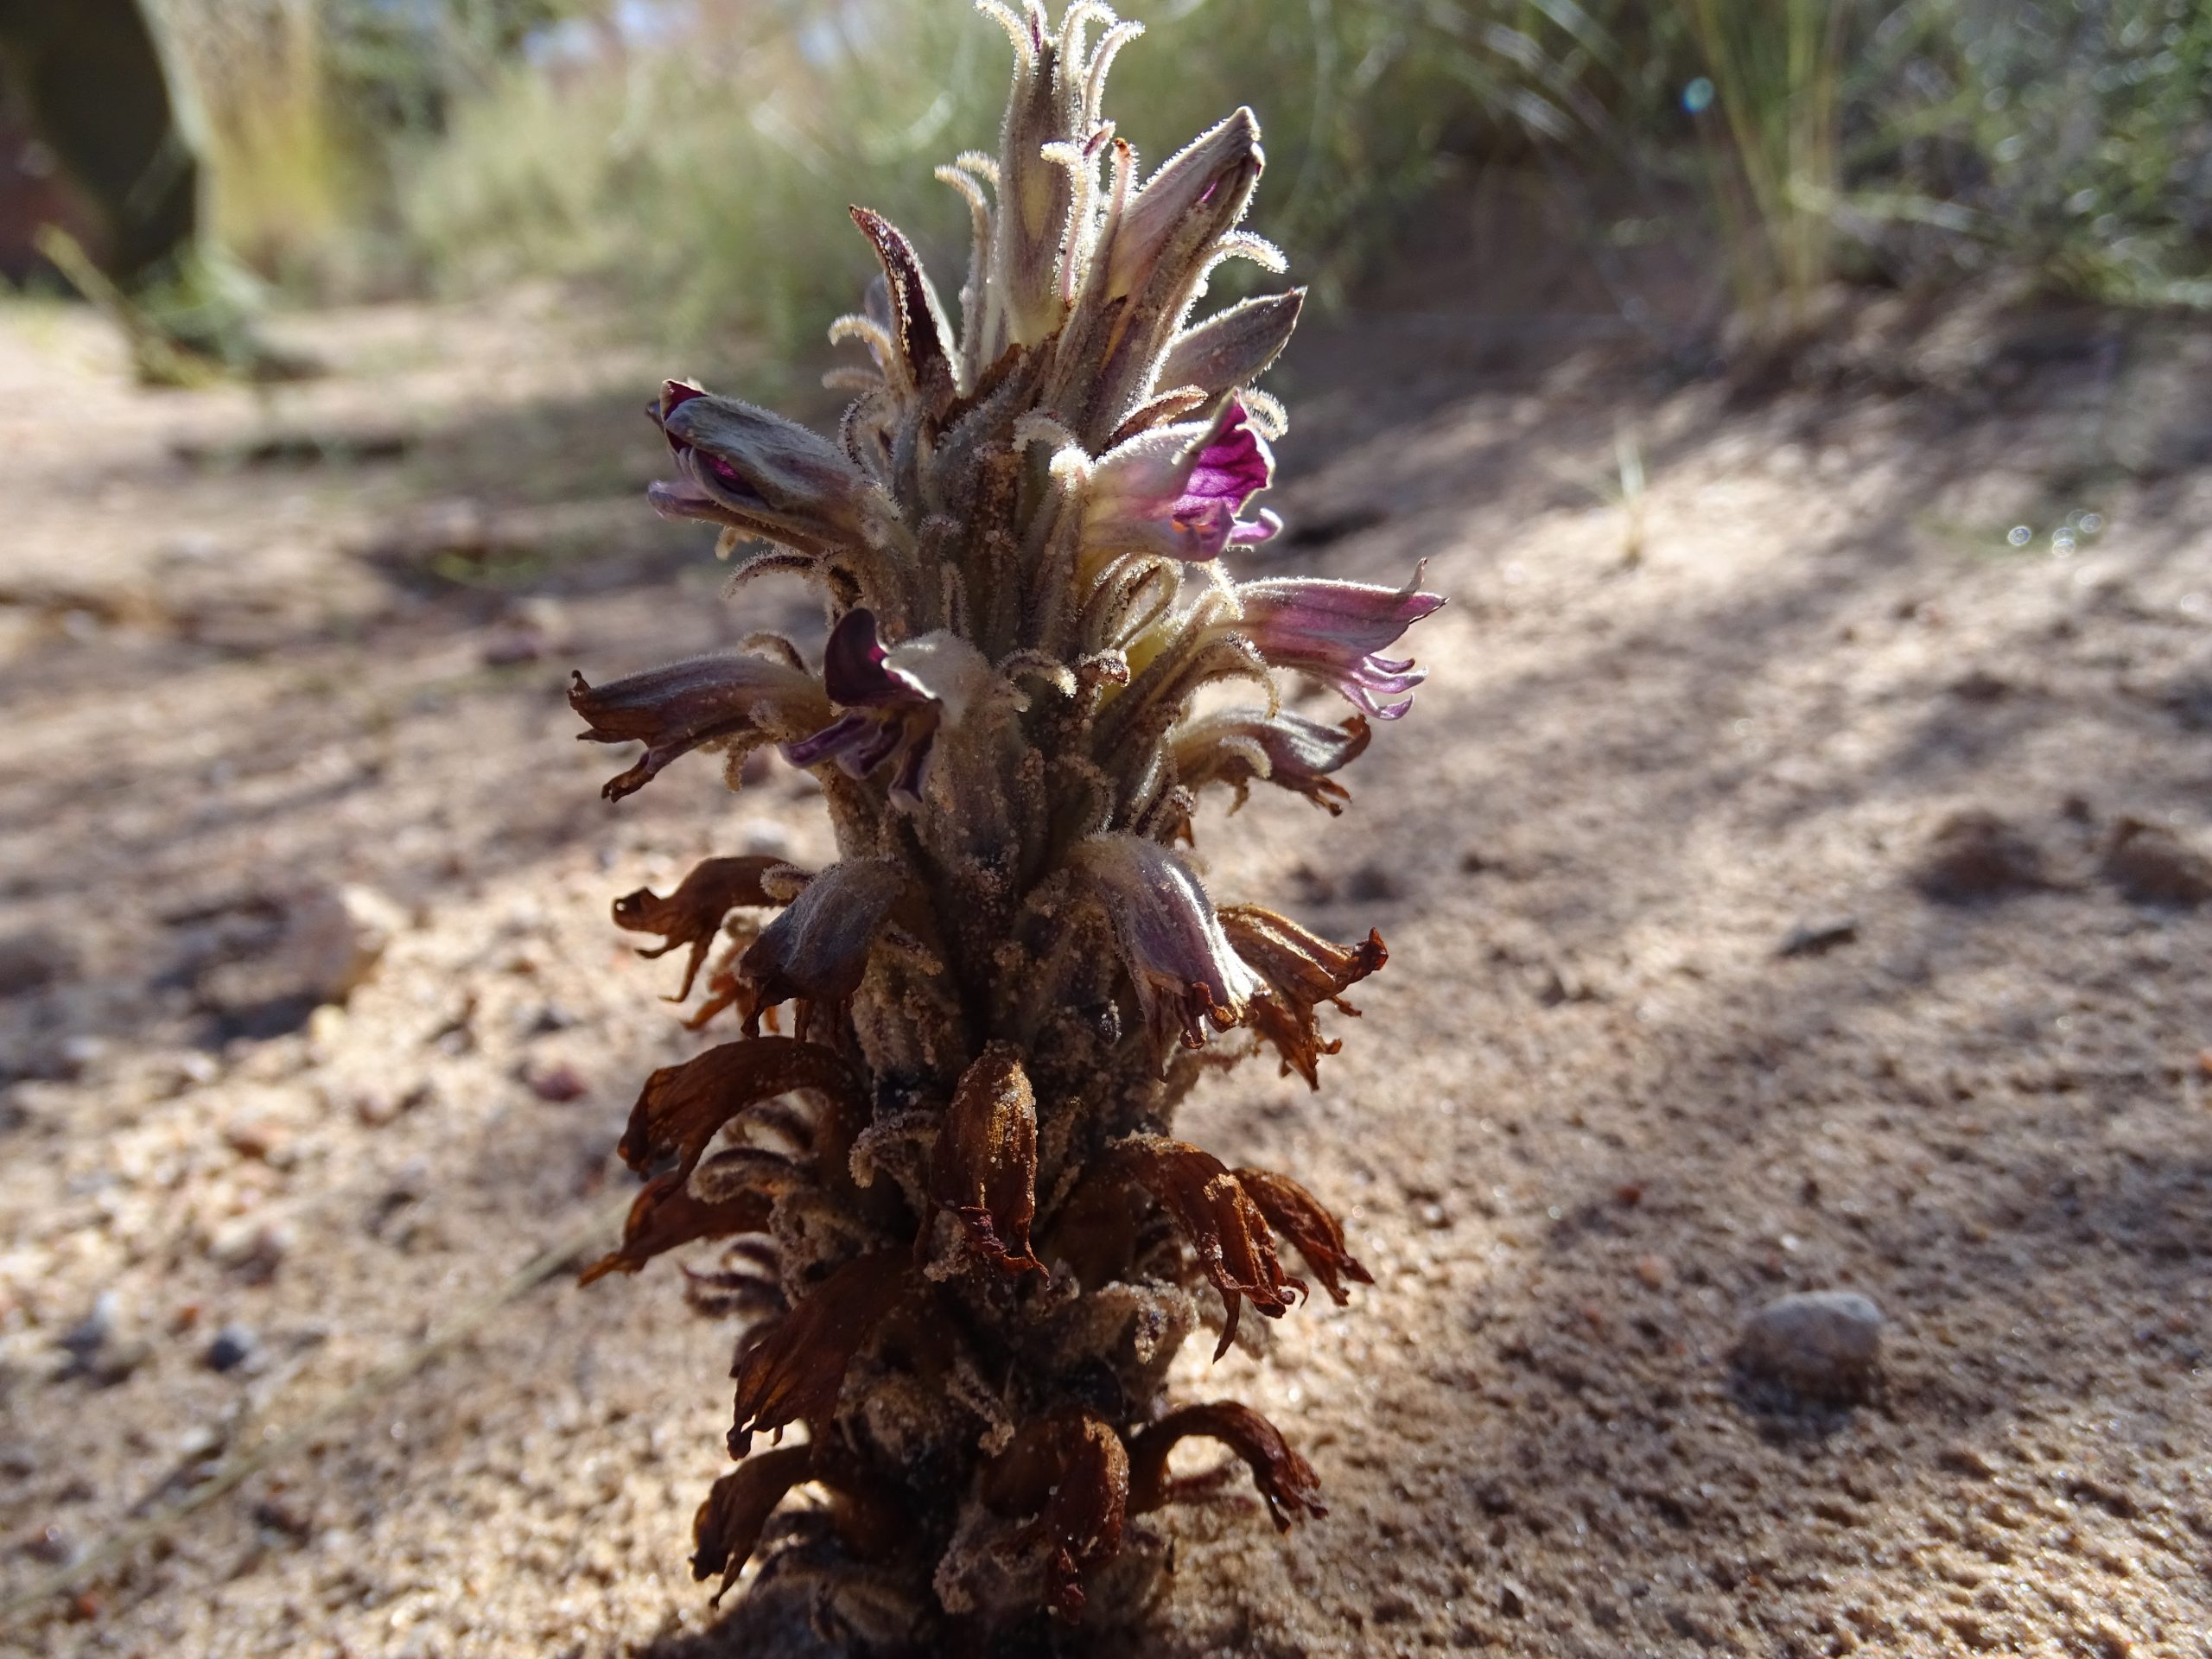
[571, 3, 1433, 1639]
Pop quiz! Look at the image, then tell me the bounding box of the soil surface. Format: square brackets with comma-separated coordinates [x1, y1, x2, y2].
[3, 279, 2212, 1658]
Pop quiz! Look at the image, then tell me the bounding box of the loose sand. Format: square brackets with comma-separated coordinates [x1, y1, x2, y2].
[3, 283, 2209, 1657]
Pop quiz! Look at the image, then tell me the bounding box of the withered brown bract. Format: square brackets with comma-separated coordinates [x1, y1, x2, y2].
[569, 1, 1443, 1645]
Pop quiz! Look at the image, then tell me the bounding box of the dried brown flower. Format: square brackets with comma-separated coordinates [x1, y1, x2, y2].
[929, 1043, 1042, 1274]
[612, 855, 795, 1000]
[1127, 1401, 1325, 1530]
[728, 1251, 915, 1457]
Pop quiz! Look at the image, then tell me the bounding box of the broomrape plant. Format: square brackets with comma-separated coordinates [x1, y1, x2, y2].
[569, 3, 1441, 1647]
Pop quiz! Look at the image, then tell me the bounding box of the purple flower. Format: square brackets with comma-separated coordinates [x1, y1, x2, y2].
[1087, 398, 1281, 563]
[734, 858, 906, 1040]
[1230, 563, 1446, 720]
[781, 610, 998, 809]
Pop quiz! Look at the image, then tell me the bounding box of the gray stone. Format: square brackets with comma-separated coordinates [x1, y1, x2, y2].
[1736, 1289, 1884, 1403]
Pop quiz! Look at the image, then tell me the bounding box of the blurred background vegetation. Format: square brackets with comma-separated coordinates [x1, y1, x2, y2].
[54, 0, 2212, 355]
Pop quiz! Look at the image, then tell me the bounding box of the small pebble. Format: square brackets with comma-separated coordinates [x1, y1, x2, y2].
[1344, 861, 1404, 903]
[480, 628, 547, 668]
[205, 1325, 260, 1374]
[1736, 1289, 1884, 1404]
[527, 1062, 589, 1103]
[56, 1294, 149, 1387]
[1949, 668, 2010, 702]
[209, 1217, 292, 1281]
[524, 1001, 580, 1037]
[57, 1294, 118, 1364]
[354, 1079, 435, 1127]
[221, 1115, 291, 1163]
[1777, 917, 1859, 958]
[0, 931, 74, 998]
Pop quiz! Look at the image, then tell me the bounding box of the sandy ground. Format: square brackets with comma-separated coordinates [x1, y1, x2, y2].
[3, 278, 2212, 1659]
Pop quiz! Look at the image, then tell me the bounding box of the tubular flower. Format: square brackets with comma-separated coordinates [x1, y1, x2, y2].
[1128, 1401, 1326, 1529]
[1154, 289, 1306, 401]
[1085, 397, 1279, 562]
[1101, 108, 1262, 304]
[649, 380, 885, 556]
[1219, 905, 1388, 1089]
[569, 654, 831, 801]
[610, 855, 797, 1001]
[1071, 834, 1262, 1058]
[1230, 563, 1447, 719]
[1171, 705, 1371, 815]
[569, 4, 1438, 1644]
[781, 608, 1007, 809]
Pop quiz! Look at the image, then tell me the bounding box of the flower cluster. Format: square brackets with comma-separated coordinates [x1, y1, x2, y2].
[570, 3, 1441, 1646]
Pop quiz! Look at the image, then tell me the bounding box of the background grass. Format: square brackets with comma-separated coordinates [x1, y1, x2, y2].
[137, 0, 2212, 358]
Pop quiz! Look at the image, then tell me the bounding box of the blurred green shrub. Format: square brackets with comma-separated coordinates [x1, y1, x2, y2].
[143, 0, 2212, 347]
[1847, 0, 2212, 308]
[1666, 0, 1850, 330]
[396, 0, 1618, 355]
[151, 0, 590, 292]
[156, 0, 359, 285]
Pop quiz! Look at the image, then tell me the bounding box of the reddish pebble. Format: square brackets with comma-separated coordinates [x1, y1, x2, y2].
[1634, 1254, 1671, 1289]
[529, 1063, 589, 1103]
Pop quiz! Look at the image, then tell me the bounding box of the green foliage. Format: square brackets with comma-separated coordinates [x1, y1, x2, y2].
[154, 0, 2212, 344]
[396, 0, 1614, 356]
[1848, 0, 2212, 307]
[154, 0, 594, 290]
[1669, 0, 1851, 327]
